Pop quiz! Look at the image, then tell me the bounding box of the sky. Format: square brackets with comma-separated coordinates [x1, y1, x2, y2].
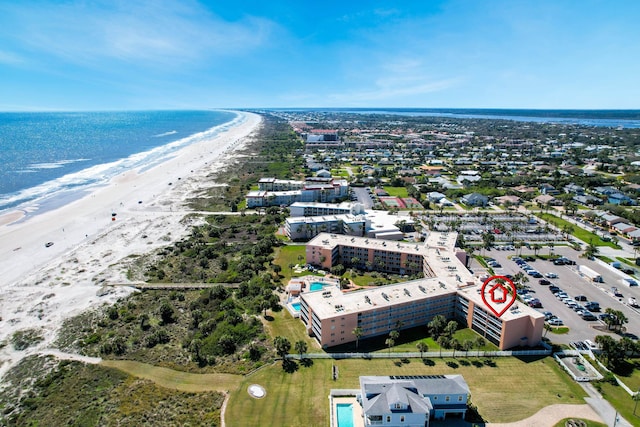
[0, 0, 639, 111]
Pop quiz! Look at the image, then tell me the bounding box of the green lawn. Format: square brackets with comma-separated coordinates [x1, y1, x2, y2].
[225, 356, 587, 426]
[596, 381, 640, 425]
[330, 168, 349, 177]
[536, 213, 619, 248]
[262, 307, 320, 351]
[273, 245, 307, 282]
[383, 186, 409, 198]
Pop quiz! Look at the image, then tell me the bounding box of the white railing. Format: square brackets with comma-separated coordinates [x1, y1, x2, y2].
[287, 349, 551, 360]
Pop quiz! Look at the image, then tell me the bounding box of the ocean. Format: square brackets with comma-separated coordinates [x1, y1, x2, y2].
[0, 110, 240, 215]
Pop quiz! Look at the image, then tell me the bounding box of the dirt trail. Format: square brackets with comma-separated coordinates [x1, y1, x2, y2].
[100, 359, 241, 393]
[487, 403, 602, 426]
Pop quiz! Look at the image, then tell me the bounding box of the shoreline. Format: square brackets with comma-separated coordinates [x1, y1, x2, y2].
[0, 111, 262, 379]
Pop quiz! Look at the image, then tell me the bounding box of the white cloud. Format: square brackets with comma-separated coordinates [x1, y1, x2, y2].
[0, 50, 24, 65]
[329, 77, 461, 104]
[0, 1, 275, 68]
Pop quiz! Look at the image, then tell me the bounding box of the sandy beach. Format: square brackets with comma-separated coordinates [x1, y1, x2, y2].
[0, 111, 262, 378]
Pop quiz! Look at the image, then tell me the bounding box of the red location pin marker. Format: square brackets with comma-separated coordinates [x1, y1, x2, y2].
[481, 275, 517, 318]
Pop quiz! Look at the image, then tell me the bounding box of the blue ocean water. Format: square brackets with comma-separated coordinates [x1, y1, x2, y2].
[0, 110, 240, 214]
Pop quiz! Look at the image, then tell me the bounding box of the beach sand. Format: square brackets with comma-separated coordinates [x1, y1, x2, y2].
[0, 111, 262, 378]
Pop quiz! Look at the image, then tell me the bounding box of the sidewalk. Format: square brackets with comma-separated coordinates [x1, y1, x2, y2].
[580, 382, 633, 427]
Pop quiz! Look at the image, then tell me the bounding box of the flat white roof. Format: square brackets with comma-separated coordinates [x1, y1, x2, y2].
[304, 231, 544, 322]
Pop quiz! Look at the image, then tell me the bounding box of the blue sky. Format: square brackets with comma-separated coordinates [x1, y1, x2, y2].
[0, 0, 638, 110]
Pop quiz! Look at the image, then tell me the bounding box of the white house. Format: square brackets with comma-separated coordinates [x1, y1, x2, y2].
[357, 375, 469, 426]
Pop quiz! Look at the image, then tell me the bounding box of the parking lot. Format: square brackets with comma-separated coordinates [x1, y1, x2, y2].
[471, 245, 640, 345]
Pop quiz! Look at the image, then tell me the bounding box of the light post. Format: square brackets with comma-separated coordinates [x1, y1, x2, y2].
[634, 388, 640, 416]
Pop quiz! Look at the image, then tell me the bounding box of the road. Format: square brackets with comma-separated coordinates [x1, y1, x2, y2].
[351, 187, 374, 209]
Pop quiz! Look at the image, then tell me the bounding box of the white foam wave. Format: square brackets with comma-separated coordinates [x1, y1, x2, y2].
[153, 130, 178, 138]
[0, 112, 243, 213]
[27, 158, 91, 170]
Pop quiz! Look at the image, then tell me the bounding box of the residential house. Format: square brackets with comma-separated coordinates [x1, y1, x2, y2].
[357, 375, 470, 426]
[461, 193, 488, 207]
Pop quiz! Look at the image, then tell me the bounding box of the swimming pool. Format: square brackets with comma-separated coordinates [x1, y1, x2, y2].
[291, 302, 301, 312]
[336, 403, 354, 427]
[310, 282, 326, 292]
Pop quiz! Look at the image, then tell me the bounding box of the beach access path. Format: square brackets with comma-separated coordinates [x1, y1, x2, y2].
[0, 112, 262, 379]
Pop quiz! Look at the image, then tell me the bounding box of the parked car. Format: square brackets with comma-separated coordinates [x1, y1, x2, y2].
[581, 311, 597, 321]
[574, 295, 587, 302]
[539, 279, 551, 285]
[549, 285, 561, 293]
[545, 272, 559, 278]
[584, 301, 601, 312]
[547, 318, 564, 326]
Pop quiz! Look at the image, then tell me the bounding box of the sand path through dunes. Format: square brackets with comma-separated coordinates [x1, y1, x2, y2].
[0, 112, 262, 380]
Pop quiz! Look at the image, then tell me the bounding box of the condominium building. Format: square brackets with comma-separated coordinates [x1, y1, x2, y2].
[300, 232, 544, 350]
[246, 177, 349, 208]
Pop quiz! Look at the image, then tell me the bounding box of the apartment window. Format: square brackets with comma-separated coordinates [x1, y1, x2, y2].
[445, 396, 450, 402]
[400, 416, 405, 422]
[386, 416, 391, 423]
[458, 395, 463, 402]
[394, 403, 401, 409]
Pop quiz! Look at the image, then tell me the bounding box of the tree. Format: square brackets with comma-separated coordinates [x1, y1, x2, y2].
[437, 336, 450, 357]
[417, 341, 428, 358]
[385, 338, 395, 355]
[352, 327, 363, 350]
[450, 338, 461, 358]
[331, 264, 345, 276]
[444, 320, 458, 338]
[595, 335, 626, 369]
[158, 300, 175, 324]
[463, 340, 474, 357]
[482, 232, 495, 254]
[294, 340, 308, 360]
[428, 315, 447, 338]
[475, 337, 486, 351]
[584, 241, 599, 259]
[387, 330, 399, 353]
[532, 243, 542, 256]
[273, 336, 291, 362]
[139, 313, 150, 331]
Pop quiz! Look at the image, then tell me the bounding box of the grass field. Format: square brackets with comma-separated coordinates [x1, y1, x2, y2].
[100, 359, 240, 392]
[383, 186, 409, 198]
[596, 381, 640, 425]
[273, 245, 307, 282]
[535, 213, 619, 248]
[225, 356, 587, 426]
[262, 307, 320, 351]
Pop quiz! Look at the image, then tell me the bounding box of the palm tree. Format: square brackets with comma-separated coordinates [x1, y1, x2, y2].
[352, 327, 363, 350]
[450, 338, 461, 358]
[385, 338, 395, 355]
[294, 340, 308, 360]
[417, 341, 428, 358]
[462, 340, 473, 357]
[437, 336, 450, 357]
[444, 320, 458, 338]
[475, 337, 486, 352]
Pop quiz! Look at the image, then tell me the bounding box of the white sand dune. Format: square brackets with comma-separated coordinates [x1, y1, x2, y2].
[0, 112, 262, 379]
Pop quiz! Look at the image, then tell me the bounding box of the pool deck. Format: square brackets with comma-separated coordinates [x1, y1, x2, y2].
[333, 397, 364, 427]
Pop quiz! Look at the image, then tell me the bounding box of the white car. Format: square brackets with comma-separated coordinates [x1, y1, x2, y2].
[547, 318, 564, 326]
[545, 272, 558, 278]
